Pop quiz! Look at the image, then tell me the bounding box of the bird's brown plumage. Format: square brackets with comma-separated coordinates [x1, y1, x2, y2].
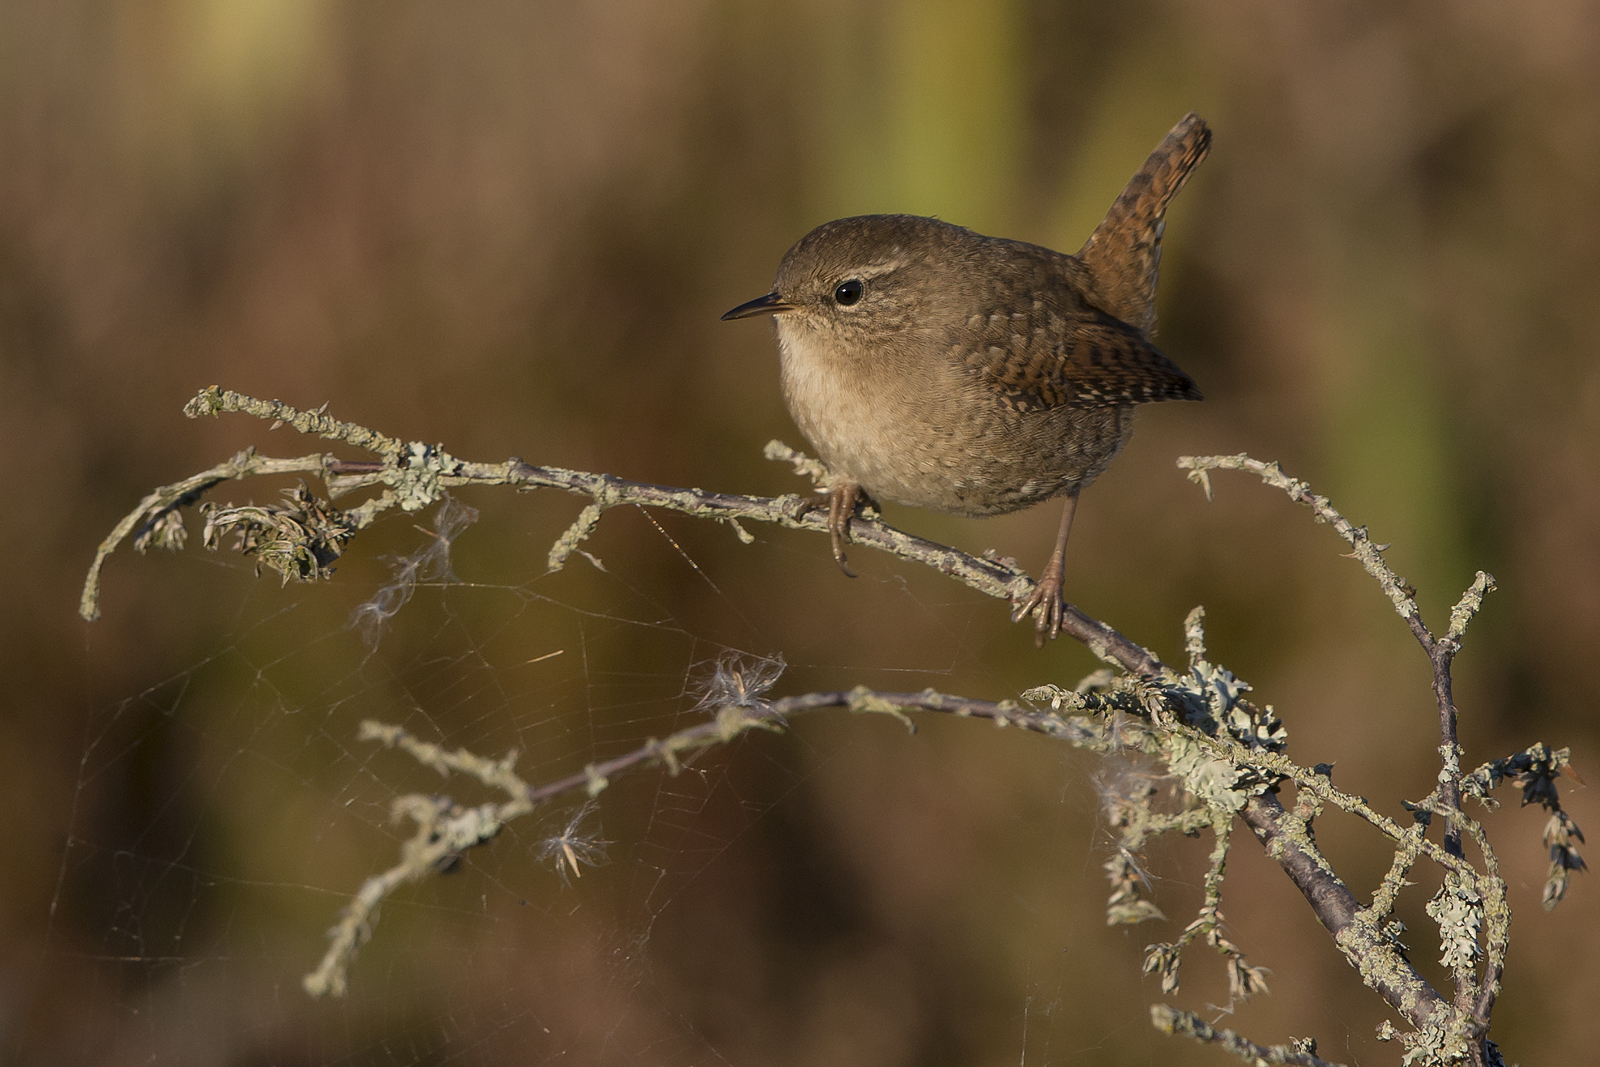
[723, 113, 1212, 641]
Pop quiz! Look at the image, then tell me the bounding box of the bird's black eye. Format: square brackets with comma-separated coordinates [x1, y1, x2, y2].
[834, 279, 864, 306]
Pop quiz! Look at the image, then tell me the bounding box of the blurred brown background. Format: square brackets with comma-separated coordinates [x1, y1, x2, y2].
[4, 1, 1598, 1064]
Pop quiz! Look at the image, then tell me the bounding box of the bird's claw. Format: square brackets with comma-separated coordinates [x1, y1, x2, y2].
[795, 480, 867, 577]
[1011, 568, 1066, 648]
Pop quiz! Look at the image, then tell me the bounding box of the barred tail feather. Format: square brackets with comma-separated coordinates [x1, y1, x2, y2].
[1078, 112, 1212, 335]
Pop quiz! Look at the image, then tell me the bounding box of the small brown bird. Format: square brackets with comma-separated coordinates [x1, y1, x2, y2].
[723, 113, 1210, 643]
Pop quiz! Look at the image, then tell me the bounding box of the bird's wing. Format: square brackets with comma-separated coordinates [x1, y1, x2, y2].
[961, 306, 1202, 412]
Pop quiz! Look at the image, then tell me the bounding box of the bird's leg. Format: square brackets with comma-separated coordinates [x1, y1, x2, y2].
[792, 477, 868, 577]
[1010, 491, 1079, 646]
[824, 478, 863, 577]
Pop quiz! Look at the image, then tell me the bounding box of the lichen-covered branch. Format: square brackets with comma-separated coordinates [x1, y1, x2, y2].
[183, 387, 408, 458]
[87, 392, 1582, 1066]
[80, 450, 343, 620]
[302, 722, 537, 998]
[303, 682, 1102, 999]
[1177, 455, 1568, 1067]
[88, 389, 1167, 676]
[1178, 454, 1424, 630]
[1151, 1005, 1345, 1067]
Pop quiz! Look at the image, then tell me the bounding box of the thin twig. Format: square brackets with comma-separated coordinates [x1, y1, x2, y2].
[1151, 1005, 1346, 1067]
[85, 388, 1161, 677]
[304, 688, 1096, 998]
[90, 393, 1536, 1058]
[1180, 455, 1510, 1062]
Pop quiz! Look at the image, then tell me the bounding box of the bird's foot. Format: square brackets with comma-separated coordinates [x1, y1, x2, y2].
[795, 480, 873, 577]
[1010, 561, 1066, 648]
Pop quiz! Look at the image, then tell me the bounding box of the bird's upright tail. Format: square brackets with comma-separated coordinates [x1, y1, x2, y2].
[1077, 112, 1211, 336]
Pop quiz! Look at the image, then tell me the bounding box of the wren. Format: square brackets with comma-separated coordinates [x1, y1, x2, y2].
[723, 113, 1210, 643]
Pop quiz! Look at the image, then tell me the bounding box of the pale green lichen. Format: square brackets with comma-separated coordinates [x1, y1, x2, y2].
[185, 386, 406, 458]
[1105, 846, 1166, 926]
[1178, 455, 1423, 626]
[846, 685, 917, 733]
[1151, 1005, 1340, 1066]
[763, 438, 831, 490]
[306, 722, 536, 998]
[714, 703, 785, 742]
[1446, 571, 1497, 644]
[547, 503, 604, 572]
[388, 441, 459, 512]
[1426, 870, 1483, 972]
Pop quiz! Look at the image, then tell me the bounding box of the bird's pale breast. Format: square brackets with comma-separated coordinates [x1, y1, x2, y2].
[777, 311, 1136, 518]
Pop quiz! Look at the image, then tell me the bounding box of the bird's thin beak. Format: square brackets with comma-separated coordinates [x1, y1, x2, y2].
[721, 292, 794, 320]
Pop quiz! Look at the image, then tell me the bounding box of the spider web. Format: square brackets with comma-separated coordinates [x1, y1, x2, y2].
[44, 490, 1226, 1067]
